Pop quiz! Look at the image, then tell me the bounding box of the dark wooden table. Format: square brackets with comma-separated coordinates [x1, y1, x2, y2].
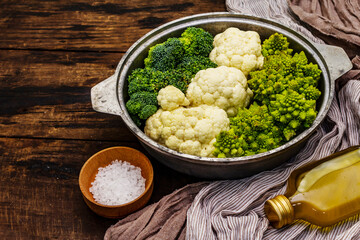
[0, 1, 226, 239]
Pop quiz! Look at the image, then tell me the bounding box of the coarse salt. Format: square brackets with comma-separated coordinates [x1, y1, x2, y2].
[89, 160, 146, 206]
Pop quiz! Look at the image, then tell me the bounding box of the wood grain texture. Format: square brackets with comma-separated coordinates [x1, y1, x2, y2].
[0, 0, 226, 52]
[0, 49, 137, 141]
[0, 0, 221, 238]
[0, 138, 199, 239]
[0, 138, 120, 239]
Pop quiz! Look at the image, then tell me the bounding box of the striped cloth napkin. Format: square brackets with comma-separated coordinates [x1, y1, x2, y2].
[186, 0, 360, 239]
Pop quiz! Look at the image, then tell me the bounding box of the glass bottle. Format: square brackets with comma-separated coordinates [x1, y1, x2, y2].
[265, 145, 360, 228]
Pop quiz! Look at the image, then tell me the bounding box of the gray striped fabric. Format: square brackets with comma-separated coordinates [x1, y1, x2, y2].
[186, 0, 360, 239]
[225, 0, 324, 44]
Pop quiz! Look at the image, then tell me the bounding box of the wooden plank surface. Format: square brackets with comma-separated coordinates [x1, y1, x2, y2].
[0, 138, 118, 239]
[0, 137, 200, 239]
[0, 0, 226, 52]
[0, 49, 132, 141]
[0, 0, 225, 238]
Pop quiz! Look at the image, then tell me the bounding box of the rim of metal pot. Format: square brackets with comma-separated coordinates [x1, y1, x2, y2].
[115, 12, 332, 165]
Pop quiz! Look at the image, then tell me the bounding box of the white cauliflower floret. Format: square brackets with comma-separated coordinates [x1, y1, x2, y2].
[157, 85, 190, 111]
[144, 105, 229, 157]
[186, 66, 253, 117]
[209, 27, 264, 76]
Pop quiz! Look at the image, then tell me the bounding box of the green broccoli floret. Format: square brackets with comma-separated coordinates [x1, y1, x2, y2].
[177, 55, 217, 74]
[213, 103, 284, 157]
[163, 69, 190, 93]
[144, 38, 184, 72]
[261, 32, 293, 57]
[179, 27, 214, 57]
[127, 67, 186, 95]
[172, 55, 217, 91]
[139, 105, 158, 120]
[126, 27, 216, 127]
[126, 91, 158, 125]
[128, 68, 169, 95]
[126, 67, 185, 125]
[143, 27, 214, 72]
[128, 114, 142, 127]
[126, 56, 216, 126]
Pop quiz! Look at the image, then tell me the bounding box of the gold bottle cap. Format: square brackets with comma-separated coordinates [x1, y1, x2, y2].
[264, 195, 294, 228]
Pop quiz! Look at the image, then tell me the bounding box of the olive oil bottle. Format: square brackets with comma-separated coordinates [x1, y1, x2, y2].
[265, 145, 360, 228]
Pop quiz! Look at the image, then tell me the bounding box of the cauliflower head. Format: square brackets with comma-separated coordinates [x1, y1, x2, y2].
[144, 105, 229, 157]
[186, 66, 253, 117]
[157, 85, 190, 111]
[209, 27, 264, 76]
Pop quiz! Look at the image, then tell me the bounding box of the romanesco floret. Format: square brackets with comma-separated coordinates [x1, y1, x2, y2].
[302, 85, 321, 100]
[261, 32, 293, 57]
[247, 33, 322, 142]
[213, 33, 322, 157]
[302, 62, 322, 81]
[268, 89, 317, 140]
[249, 33, 322, 140]
[213, 103, 284, 157]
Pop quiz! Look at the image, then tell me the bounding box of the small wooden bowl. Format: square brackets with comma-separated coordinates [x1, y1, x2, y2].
[79, 146, 154, 218]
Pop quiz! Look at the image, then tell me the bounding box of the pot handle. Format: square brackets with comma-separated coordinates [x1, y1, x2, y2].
[91, 74, 123, 116]
[313, 43, 352, 82]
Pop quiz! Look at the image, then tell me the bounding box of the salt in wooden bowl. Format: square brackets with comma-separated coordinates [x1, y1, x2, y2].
[79, 146, 154, 218]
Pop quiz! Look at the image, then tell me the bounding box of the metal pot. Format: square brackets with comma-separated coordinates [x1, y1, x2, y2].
[91, 13, 352, 179]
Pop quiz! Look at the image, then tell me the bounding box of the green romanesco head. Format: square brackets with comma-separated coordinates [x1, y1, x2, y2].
[261, 32, 293, 57]
[292, 51, 308, 66]
[249, 35, 322, 107]
[301, 62, 322, 81]
[303, 85, 321, 100]
[213, 103, 284, 157]
[269, 89, 318, 140]
[214, 32, 322, 157]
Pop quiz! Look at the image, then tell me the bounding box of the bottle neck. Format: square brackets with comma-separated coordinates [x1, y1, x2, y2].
[264, 195, 294, 228]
